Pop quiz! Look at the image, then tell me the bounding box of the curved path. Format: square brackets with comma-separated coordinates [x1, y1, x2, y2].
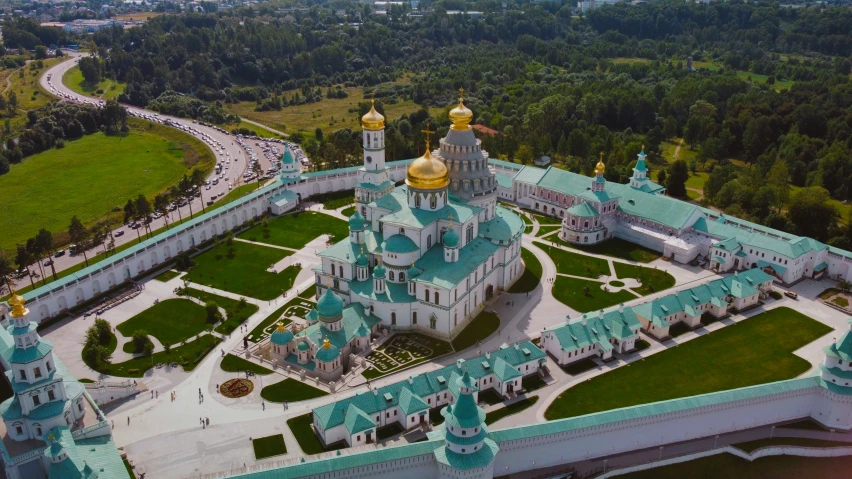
[12, 53, 259, 289]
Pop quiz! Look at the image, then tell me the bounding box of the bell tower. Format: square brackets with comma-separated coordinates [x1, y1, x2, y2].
[355, 94, 393, 214]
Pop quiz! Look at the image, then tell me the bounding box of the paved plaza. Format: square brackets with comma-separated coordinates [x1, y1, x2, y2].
[37, 208, 852, 478]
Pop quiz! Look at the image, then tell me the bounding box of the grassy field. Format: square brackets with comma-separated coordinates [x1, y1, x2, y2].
[0, 119, 214, 252]
[452, 311, 500, 351]
[62, 65, 126, 100]
[116, 298, 209, 345]
[91, 334, 221, 378]
[245, 297, 311, 343]
[224, 120, 283, 138]
[537, 243, 610, 278]
[536, 225, 562, 237]
[154, 270, 182, 282]
[612, 263, 676, 295]
[261, 378, 327, 402]
[507, 248, 542, 294]
[226, 82, 435, 135]
[363, 333, 452, 379]
[618, 452, 852, 479]
[113, 11, 168, 21]
[287, 413, 344, 455]
[11, 57, 63, 111]
[544, 307, 831, 420]
[552, 276, 638, 312]
[252, 434, 287, 460]
[182, 288, 259, 335]
[339, 206, 356, 218]
[220, 354, 273, 375]
[485, 396, 539, 425]
[553, 237, 660, 263]
[238, 211, 349, 249]
[735, 70, 795, 91]
[185, 242, 298, 301]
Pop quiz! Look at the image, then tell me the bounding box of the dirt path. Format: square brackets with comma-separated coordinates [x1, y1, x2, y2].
[673, 138, 683, 160]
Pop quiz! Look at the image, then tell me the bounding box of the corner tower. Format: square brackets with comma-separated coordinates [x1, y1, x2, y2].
[434, 88, 497, 219]
[355, 97, 394, 214]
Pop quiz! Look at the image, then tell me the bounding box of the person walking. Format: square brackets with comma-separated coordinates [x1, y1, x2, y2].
[262, 401, 265, 411]
[127, 417, 130, 426]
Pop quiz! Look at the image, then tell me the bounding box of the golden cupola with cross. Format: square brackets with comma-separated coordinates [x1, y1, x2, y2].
[449, 88, 473, 130]
[406, 127, 449, 192]
[361, 97, 385, 131]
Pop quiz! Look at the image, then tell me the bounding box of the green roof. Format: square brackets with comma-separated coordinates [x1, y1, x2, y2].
[281, 148, 296, 165]
[825, 323, 852, 361]
[434, 438, 498, 471]
[492, 356, 522, 381]
[543, 307, 641, 354]
[757, 259, 787, 275]
[398, 387, 430, 415]
[412, 238, 499, 290]
[317, 288, 344, 320]
[441, 372, 485, 429]
[821, 364, 852, 380]
[566, 202, 599, 218]
[370, 187, 481, 230]
[348, 210, 366, 230]
[381, 234, 418, 254]
[512, 165, 547, 185]
[494, 173, 514, 189]
[271, 327, 294, 346]
[315, 343, 340, 362]
[297, 303, 378, 352]
[343, 405, 375, 434]
[695, 214, 828, 260]
[477, 206, 524, 244]
[9, 339, 53, 364]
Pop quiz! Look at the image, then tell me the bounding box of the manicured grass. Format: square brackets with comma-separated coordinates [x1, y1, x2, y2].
[610, 280, 625, 287]
[121, 335, 154, 354]
[376, 423, 405, 440]
[520, 212, 533, 227]
[123, 459, 135, 478]
[561, 358, 599, 375]
[612, 263, 676, 295]
[299, 287, 316, 299]
[185, 241, 297, 300]
[537, 244, 610, 278]
[252, 434, 287, 460]
[340, 206, 356, 218]
[218, 184, 258, 205]
[734, 437, 850, 453]
[566, 238, 661, 263]
[117, 298, 209, 345]
[182, 288, 259, 335]
[507, 248, 542, 294]
[544, 307, 831, 420]
[452, 311, 500, 351]
[536, 225, 562, 237]
[287, 413, 344, 455]
[552, 276, 638, 312]
[485, 396, 539, 425]
[0, 118, 214, 252]
[522, 374, 547, 392]
[154, 270, 182, 282]
[91, 334, 221, 378]
[238, 211, 349, 249]
[246, 297, 311, 343]
[221, 354, 273, 375]
[669, 321, 691, 338]
[818, 288, 841, 300]
[832, 296, 849, 308]
[225, 120, 283, 139]
[429, 408, 445, 426]
[62, 65, 126, 100]
[478, 389, 504, 406]
[260, 378, 328, 402]
[618, 453, 852, 479]
[363, 332, 452, 380]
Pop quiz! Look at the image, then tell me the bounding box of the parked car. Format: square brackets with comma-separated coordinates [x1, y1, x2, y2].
[115, 230, 125, 237]
[784, 291, 798, 299]
[54, 250, 66, 258]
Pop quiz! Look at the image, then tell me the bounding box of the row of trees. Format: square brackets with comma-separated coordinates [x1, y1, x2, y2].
[122, 170, 209, 240]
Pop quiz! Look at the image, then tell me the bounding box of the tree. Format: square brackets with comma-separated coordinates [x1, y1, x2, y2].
[154, 192, 171, 228]
[0, 252, 14, 295]
[838, 279, 852, 294]
[123, 199, 136, 223]
[34, 45, 47, 59]
[252, 161, 263, 190]
[191, 169, 206, 212]
[102, 100, 127, 134]
[15, 245, 35, 288]
[78, 56, 101, 84]
[205, 301, 223, 323]
[666, 160, 689, 198]
[767, 160, 790, 213]
[135, 194, 153, 238]
[657, 169, 667, 185]
[35, 228, 56, 281]
[132, 330, 153, 355]
[787, 186, 837, 241]
[68, 216, 90, 267]
[170, 185, 184, 223]
[516, 144, 534, 165]
[7, 91, 17, 115]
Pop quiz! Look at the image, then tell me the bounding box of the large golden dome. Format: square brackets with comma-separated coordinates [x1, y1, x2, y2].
[406, 148, 449, 190]
[361, 98, 385, 131]
[8, 290, 26, 317]
[449, 88, 473, 130]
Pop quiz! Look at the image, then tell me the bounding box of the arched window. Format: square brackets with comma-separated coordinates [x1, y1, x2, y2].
[427, 234, 432, 248]
[399, 272, 405, 282]
[366, 136, 371, 148]
[370, 305, 375, 313]
[391, 313, 396, 325]
[430, 315, 437, 329]
[399, 228, 405, 235]
[434, 292, 440, 304]
[412, 312, 417, 324]
[389, 271, 395, 281]
[424, 289, 430, 302]
[430, 195, 437, 209]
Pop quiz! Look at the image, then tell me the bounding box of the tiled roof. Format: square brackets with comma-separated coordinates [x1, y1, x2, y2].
[477, 206, 524, 244]
[543, 307, 640, 354]
[512, 165, 547, 185]
[398, 387, 430, 415]
[343, 405, 375, 434]
[566, 202, 599, 218]
[297, 304, 378, 351]
[412, 238, 500, 290]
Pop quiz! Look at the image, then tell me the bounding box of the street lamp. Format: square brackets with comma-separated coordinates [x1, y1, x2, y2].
[658, 446, 663, 460]
[770, 425, 775, 439]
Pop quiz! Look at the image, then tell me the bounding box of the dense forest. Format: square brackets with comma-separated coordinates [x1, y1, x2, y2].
[5, 0, 852, 245]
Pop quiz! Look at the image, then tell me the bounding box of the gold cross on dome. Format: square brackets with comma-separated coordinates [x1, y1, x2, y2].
[641, 144, 645, 150]
[459, 87, 465, 100]
[448, 213, 455, 225]
[421, 126, 434, 148]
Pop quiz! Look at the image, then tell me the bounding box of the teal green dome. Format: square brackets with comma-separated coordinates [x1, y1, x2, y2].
[373, 263, 386, 279]
[270, 322, 294, 345]
[356, 325, 370, 337]
[356, 249, 369, 267]
[349, 210, 366, 231]
[407, 264, 420, 278]
[306, 308, 319, 322]
[315, 338, 340, 363]
[297, 340, 310, 351]
[443, 228, 459, 248]
[281, 148, 296, 165]
[381, 234, 418, 254]
[317, 288, 344, 321]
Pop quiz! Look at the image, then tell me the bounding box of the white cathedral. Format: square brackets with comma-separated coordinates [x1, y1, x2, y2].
[312, 91, 525, 341]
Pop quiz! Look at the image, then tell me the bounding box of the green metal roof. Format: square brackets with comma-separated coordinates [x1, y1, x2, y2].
[370, 187, 481, 230]
[315, 343, 341, 362]
[316, 288, 344, 320]
[398, 387, 430, 415]
[825, 322, 852, 362]
[270, 327, 294, 346]
[348, 210, 366, 231]
[443, 228, 460, 248]
[381, 234, 418, 254]
[349, 279, 415, 304]
[757, 259, 787, 275]
[695, 214, 828, 260]
[412, 238, 499, 290]
[297, 303, 378, 352]
[492, 356, 522, 381]
[9, 339, 53, 364]
[566, 202, 599, 218]
[433, 438, 498, 471]
[543, 306, 641, 354]
[343, 405, 375, 434]
[494, 173, 514, 189]
[478, 206, 524, 244]
[487, 158, 524, 171]
[512, 165, 547, 185]
[281, 148, 296, 165]
[821, 364, 852, 380]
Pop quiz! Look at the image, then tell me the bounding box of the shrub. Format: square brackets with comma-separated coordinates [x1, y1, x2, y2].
[768, 290, 782, 300]
[127, 369, 139, 375]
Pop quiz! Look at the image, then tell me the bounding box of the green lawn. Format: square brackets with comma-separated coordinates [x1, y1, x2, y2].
[544, 307, 831, 420]
[221, 354, 273, 375]
[485, 396, 539, 425]
[735, 70, 795, 91]
[246, 297, 313, 343]
[507, 248, 542, 294]
[561, 358, 599, 375]
[252, 434, 287, 460]
[340, 206, 356, 218]
[185, 241, 298, 301]
[225, 120, 284, 139]
[260, 378, 328, 402]
[363, 332, 453, 379]
[452, 311, 500, 351]
[62, 65, 126, 100]
[0, 119, 214, 252]
[154, 270, 182, 282]
[299, 287, 316, 300]
[116, 299, 208, 346]
[182, 288, 259, 335]
[552, 276, 638, 312]
[287, 413, 344, 455]
[612, 263, 676, 295]
[565, 238, 661, 263]
[238, 211, 349, 249]
[535, 225, 562, 237]
[621, 453, 852, 479]
[522, 374, 547, 392]
[537, 244, 610, 278]
[91, 334, 221, 378]
[81, 329, 118, 372]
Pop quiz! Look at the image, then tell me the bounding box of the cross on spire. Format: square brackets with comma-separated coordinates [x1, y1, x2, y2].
[459, 87, 465, 101]
[448, 213, 454, 226]
[421, 126, 434, 150]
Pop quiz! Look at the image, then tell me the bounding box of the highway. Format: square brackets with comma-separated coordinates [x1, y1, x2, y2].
[11, 52, 279, 290]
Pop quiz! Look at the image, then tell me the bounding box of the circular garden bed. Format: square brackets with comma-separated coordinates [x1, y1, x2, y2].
[221, 378, 254, 398]
[609, 280, 625, 287]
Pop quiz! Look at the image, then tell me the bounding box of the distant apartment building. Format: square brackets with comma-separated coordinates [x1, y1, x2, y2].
[577, 0, 623, 13]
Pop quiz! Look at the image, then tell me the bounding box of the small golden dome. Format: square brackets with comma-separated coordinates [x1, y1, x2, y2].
[449, 88, 473, 130]
[406, 148, 449, 190]
[322, 336, 332, 349]
[361, 98, 385, 131]
[276, 321, 286, 332]
[595, 152, 606, 175]
[8, 290, 26, 318]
